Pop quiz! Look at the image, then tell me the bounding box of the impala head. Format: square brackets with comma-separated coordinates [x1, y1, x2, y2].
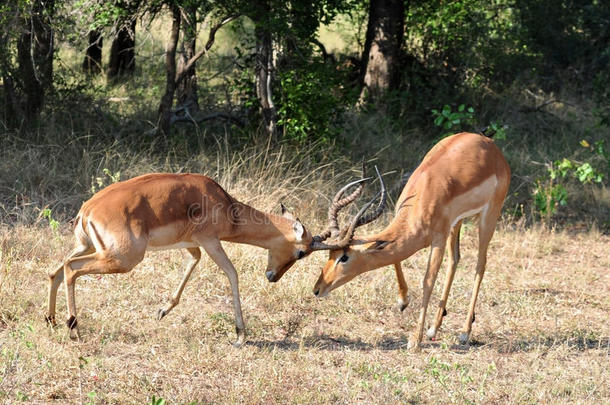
[310, 166, 388, 297]
[264, 203, 314, 282]
[265, 163, 373, 283]
[313, 240, 391, 297]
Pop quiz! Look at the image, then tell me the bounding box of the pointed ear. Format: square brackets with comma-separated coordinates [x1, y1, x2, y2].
[366, 240, 390, 251]
[280, 202, 295, 220]
[293, 219, 305, 241]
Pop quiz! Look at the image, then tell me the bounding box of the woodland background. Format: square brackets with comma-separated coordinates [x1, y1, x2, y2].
[0, 1, 609, 403]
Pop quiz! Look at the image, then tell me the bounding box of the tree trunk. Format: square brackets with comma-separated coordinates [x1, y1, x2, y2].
[15, 0, 55, 123]
[359, 0, 404, 103]
[176, 5, 199, 110]
[32, 0, 55, 90]
[83, 30, 103, 74]
[251, 0, 277, 139]
[1, 75, 22, 128]
[254, 22, 277, 138]
[17, 33, 44, 121]
[107, 19, 136, 80]
[156, 5, 181, 137]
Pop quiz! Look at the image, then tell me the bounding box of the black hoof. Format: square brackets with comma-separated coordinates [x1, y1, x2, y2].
[45, 315, 56, 326]
[156, 309, 167, 321]
[397, 298, 408, 312]
[66, 316, 77, 329]
[442, 308, 448, 317]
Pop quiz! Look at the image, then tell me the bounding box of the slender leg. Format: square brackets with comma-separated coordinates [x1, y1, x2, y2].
[157, 247, 201, 320]
[408, 237, 446, 350]
[199, 239, 245, 347]
[459, 211, 499, 345]
[63, 252, 134, 340]
[428, 220, 462, 339]
[46, 245, 93, 326]
[394, 262, 408, 311]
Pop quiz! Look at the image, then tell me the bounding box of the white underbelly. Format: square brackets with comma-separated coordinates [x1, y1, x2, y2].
[147, 241, 199, 251]
[450, 204, 487, 228]
[447, 175, 497, 228]
[147, 223, 199, 251]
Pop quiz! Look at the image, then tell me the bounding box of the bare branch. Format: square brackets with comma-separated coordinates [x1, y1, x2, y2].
[312, 39, 337, 64]
[170, 101, 245, 128]
[175, 14, 240, 85]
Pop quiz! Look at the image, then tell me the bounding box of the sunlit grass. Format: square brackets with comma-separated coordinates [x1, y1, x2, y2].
[1, 207, 608, 403]
[0, 8, 609, 404]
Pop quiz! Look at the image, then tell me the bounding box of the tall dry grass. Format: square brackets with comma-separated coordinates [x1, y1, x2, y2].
[1, 135, 609, 404]
[0, 10, 608, 403]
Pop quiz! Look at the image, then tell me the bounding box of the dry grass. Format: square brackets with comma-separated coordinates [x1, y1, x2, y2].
[1, 6, 608, 403]
[1, 202, 608, 403]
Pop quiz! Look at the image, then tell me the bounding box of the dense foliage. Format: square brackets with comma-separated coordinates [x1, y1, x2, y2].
[0, 0, 608, 228]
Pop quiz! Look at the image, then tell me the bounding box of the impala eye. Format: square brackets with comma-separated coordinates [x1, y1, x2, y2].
[339, 254, 349, 263]
[296, 250, 306, 259]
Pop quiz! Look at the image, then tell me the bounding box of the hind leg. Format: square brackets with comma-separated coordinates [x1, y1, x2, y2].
[46, 245, 93, 326]
[63, 252, 137, 339]
[459, 210, 500, 346]
[157, 247, 201, 320]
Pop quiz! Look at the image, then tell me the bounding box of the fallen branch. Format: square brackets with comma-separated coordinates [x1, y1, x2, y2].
[170, 102, 245, 128]
[519, 99, 561, 113]
[520, 89, 574, 113]
[171, 111, 245, 127]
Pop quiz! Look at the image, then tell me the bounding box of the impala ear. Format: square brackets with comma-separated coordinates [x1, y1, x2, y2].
[366, 240, 390, 251]
[293, 219, 305, 241]
[280, 202, 295, 220]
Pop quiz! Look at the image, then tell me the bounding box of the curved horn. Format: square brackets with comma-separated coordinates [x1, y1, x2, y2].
[313, 163, 370, 242]
[310, 194, 379, 251]
[310, 166, 387, 251]
[354, 165, 387, 228]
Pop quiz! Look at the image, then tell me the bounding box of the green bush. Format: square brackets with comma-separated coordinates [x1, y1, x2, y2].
[277, 61, 351, 145]
[532, 140, 607, 221]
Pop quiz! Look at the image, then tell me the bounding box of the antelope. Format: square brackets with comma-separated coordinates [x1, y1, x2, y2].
[310, 132, 511, 350]
[46, 173, 327, 346]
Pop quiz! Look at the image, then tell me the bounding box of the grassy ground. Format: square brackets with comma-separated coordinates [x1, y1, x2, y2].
[1, 9, 608, 405]
[1, 200, 608, 403]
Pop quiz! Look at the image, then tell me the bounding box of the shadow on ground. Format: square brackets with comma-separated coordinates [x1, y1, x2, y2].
[246, 332, 610, 354]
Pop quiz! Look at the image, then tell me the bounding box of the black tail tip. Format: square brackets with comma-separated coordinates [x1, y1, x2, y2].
[478, 126, 495, 138]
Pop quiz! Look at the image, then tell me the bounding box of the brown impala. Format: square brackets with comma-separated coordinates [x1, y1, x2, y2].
[46, 170, 373, 346]
[310, 132, 511, 350]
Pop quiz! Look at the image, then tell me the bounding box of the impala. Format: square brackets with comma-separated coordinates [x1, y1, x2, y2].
[46, 170, 376, 346]
[310, 132, 511, 350]
[46, 172, 330, 346]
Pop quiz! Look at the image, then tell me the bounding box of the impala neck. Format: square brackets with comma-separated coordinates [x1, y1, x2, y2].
[360, 221, 430, 271]
[221, 202, 291, 249]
